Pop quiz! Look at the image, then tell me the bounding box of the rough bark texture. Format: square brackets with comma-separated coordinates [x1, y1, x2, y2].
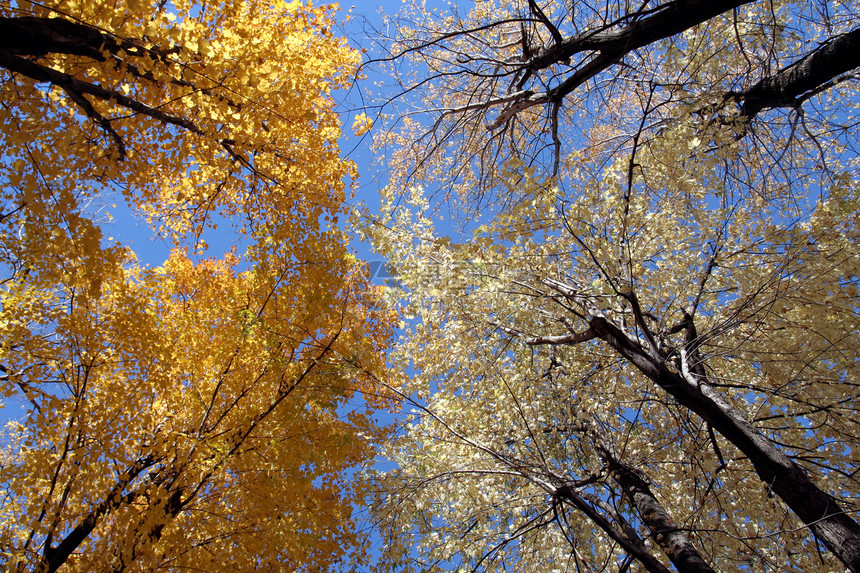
[740, 27, 860, 119]
[588, 314, 860, 573]
[555, 486, 673, 573]
[592, 424, 717, 573]
[611, 462, 717, 573]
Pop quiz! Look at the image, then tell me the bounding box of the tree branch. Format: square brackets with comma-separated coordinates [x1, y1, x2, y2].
[525, 328, 596, 346]
[488, 0, 757, 129]
[585, 311, 860, 572]
[57, 82, 126, 158]
[527, 0, 755, 65]
[554, 485, 673, 573]
[0, 46, 248, 165]
[0, 16, 179, 64]
[0, 16, 123, 60]
[41, 455, 156, 573]
[590, 420, 717, 573]
[737, 26, 860, 120]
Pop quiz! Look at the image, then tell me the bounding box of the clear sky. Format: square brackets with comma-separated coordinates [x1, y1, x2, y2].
[338, 1, 408, 273]
[95, 1, 408, 277]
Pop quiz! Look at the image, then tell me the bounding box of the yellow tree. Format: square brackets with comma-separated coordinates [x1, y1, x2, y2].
[0, 0, 394, 570]
[366, 0, 860, 571]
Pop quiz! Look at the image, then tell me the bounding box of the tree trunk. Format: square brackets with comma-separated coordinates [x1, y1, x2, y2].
[589, 315, 860, 572]
[591, 423, 717, 573]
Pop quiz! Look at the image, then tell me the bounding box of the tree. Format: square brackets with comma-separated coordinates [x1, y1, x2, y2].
[366, 0, 860, 571]
[0, 1, 394, 570]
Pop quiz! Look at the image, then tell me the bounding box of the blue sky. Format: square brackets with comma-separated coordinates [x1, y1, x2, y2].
[94, 1, 407, 277]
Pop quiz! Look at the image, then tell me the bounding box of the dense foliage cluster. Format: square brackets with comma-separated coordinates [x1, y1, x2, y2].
[0, 1, 394, 570]
[367, 0, 860, 571]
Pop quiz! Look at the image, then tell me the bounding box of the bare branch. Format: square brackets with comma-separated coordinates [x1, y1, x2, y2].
[737, 26, 860, 120]
[525, 329, 596, 345]
[488, 0, 758, 129]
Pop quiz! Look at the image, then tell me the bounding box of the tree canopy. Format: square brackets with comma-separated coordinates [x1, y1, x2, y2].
[367, 0, 860, 571]
[0, 1, 394, 570]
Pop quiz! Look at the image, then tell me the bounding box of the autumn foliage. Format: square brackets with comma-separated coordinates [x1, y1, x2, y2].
[0, 1, 394, 571]
[367, 0, 860, 571]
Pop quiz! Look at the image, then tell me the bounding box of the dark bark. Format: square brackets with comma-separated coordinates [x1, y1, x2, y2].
[488, 0, 758, 129]
[0, 16, 258, 167]
[0, 18, 243, 162]
[534, 279, 860, 570]
[0, 16, 120, 60]
[555, 485, 673, 573]
[528, 0, 756, 68]
[40, 455, 155, 573]
[112, 485, 187, 572]
[0, 49, 199, 135]
[591, 423, 717, 573]
[486, 2, 858, 132]
[586, 313, 860, 572]
[611, 461, 716, 573]
[0, 16, 201, 161]
[0, 16, 179, 63]
[739, 27, 860, 119]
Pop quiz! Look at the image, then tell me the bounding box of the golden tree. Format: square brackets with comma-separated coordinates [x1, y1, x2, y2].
[0, 1, 394, 570]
